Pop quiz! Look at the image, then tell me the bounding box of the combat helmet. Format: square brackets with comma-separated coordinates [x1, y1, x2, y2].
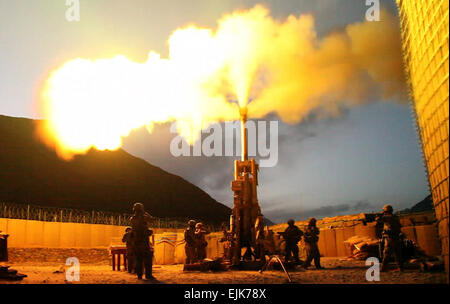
[133, 202, 145, 214]
[382, 204, 393, 214]
[308, 217, 317, 226]
[287, 219, 295, 226]
[188, 220, 196, 227]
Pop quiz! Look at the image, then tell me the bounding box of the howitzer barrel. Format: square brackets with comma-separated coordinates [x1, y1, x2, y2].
[240, 108, 248, 161]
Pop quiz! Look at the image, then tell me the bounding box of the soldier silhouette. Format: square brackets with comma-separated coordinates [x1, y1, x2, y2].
[122, 226, 135, 273]
[129, 202, 154, 280]
[184, 220, 197, 264]
[376, 204, 403, 272]
[194, 222, 210, 261]
[282, 219, 303, 264]
[303, 218, 323, 269]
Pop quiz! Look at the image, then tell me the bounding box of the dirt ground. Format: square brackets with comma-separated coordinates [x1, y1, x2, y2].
[0, 248, 446, 284]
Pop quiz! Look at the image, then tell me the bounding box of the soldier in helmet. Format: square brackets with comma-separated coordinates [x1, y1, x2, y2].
[129, 202, 155, 280]
[184, 220, 197, 264]
[122, 226, 135, 273]
[282, 219, 303, 264]
[376, 204, 403, 272]
[302, 218, 323, 269]
[194, 222, 210, 261]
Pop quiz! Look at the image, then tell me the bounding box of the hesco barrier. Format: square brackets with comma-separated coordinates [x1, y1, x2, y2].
[270, 211, 442, 258]
[396, 0, 449, 280]
[0, 212, 442, 265]
[0, 217, 182, 249]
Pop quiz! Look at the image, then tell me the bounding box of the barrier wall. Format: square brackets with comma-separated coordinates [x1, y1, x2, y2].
[314, 223, 441, 257]
[0, 218, 182, 249]
[0, 217, 442, 263]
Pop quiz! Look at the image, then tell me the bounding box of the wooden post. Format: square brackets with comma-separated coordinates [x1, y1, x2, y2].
[26, 205, 30, 220]
[112, 252, 116, 271]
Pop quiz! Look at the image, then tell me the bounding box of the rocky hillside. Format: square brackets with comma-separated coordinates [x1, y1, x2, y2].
[0, 115, 231, 224]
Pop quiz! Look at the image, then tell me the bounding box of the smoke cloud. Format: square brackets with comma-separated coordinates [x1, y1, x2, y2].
[244, 7, 407, 123]
[38, 5, 406, 158]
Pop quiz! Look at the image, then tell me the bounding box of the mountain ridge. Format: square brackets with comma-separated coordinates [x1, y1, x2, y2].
[0, 114, 231, 224]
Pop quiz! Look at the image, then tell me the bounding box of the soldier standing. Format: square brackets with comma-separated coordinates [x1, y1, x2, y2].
[194, 222, 210, 261]
[283, 219, 303, 264]
[184, 220, 197, 264]
[376, 204, 403, 272]
[303, 218, 323, 269]
[122, 226, 135, 273]
[130, 202, 154, 280]
[220, 222, 233, 262]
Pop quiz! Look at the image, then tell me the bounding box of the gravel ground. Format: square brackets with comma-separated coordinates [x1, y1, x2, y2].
[1, 248, 446, 284]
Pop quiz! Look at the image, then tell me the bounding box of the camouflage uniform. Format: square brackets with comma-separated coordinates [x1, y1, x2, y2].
[377, 204, 403, 272]
[194, 222, 210, 261]
[122, 227, 135, 273]
[219, 223, 234, 262]
[184, 220, 197, 264]
[130, 203, 154, 280]
[303, 218, 323, 269]
[283, 219, 303, 264]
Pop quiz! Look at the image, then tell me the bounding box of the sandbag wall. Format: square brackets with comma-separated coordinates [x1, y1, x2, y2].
[271, 211, 441, 257]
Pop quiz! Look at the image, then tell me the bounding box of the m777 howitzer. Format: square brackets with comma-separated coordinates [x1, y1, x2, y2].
[223, 108, 266, 269]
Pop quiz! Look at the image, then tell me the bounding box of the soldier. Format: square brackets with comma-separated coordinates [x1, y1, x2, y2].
[219, 222, 233, 262]
[376, 204, 403, 272]
[122, 226, 135, 273]
[184, 220, 197, 264]
[282, 219, 303, 264]
[303, 218, 323, 269]
[129, 202, 154, 280]
[194, 222, 210, 261]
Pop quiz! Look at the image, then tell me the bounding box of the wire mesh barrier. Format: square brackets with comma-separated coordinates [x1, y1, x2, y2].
[0, 202, 197, 229]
